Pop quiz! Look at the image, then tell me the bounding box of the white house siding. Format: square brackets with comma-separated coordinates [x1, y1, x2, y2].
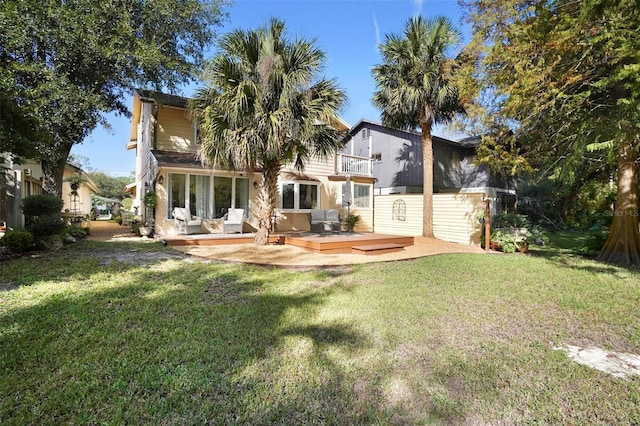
[137, 100, 154, 210]
[373, 193, 483, 245]
[432, 193, 483, 246]
[373, 194, 423, 236]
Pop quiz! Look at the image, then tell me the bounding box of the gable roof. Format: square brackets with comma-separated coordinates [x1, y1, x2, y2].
[135, 89, 189, 109]
[346, 119, 480, 148]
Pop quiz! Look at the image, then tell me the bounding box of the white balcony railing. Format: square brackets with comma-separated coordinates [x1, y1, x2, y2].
[337, 153, 373, 177]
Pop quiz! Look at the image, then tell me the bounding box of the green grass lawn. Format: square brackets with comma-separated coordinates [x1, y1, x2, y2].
[1, 240, 639, 424]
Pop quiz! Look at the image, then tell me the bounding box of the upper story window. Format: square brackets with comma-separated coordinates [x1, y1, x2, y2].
[361, 128, 370, 140]
[280, 181, 320, 211]
[372, 153, 382, 162]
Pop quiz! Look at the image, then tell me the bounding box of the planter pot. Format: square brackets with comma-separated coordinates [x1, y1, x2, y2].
[139, 226, 152, 237]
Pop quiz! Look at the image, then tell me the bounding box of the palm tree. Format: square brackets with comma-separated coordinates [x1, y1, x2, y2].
[372, 16, 464, 238]
[190, 19, 347, 244]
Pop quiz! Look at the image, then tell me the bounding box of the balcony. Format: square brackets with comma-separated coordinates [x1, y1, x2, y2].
[337, 153, 373, 177]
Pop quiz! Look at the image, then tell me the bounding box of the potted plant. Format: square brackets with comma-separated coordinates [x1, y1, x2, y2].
[143, 190, 157, 210]
[140, 191, 157, 237]
[342, 214, 361, 233]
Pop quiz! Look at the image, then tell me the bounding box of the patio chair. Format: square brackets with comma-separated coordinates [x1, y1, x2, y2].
[223, 208, 245, 234]
[121, 211, 134, 227]
[172, 207, 202, 235]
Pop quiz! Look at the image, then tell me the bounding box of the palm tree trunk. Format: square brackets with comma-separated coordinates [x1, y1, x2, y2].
[597, 140, 640, 265]
[255, 161, 281, 245]
[421, 121, 434, 238]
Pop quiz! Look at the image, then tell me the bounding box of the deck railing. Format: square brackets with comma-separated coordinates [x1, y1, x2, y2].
[337, 153, 373, 176]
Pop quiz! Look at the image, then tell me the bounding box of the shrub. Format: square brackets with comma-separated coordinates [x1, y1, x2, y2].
[22, 195, 64, 217]
[580, 221, 609, 253]
[1, 229, 34, 254]
[22, 194, 65, 246]
[528, 225, 549, 246]
[66, 226, 90, 239]
[490, 229, 521, 253]
[28, 221, 67, 242]
[494, 213, 530, 229]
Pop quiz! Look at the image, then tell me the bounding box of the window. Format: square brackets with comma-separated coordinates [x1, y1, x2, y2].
[214, 177, 232, 218]
[499, 193, 516, 214]
[282, 183, 295, 209]
[190, 175, 211, 218]
[168, 173, 249, 219]
[372, 153, 382, 162]
[169, 173, 186, 215]
[235, 178, 250, 215]
[353, 184, 370, 208]
[341, 182, 371, 208]
[299, 183, 318, 209]
[361, 128, 370, 140]
[280, 182, 320, 210]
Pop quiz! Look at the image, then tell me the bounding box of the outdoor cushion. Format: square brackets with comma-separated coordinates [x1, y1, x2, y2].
[223, 208, 245, 233]
[310, 209, 325, 223]
[172, 207, 202, 234]
[309, 209, 340, 232]
[325, 209, 339, 222]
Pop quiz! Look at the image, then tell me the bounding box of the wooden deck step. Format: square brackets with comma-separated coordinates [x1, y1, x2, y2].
[351, 243, 405, 255]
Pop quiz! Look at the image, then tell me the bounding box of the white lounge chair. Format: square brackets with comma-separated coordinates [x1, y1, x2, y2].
[172, 207, 202, 235]
[223, 208, 245, 234]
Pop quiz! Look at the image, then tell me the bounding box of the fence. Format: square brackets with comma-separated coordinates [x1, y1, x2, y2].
[373, 193, 484, 245]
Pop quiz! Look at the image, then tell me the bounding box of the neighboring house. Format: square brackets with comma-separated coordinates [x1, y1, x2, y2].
[127, 90, 375, 236]
[1, 156, 98, 233]
[342, 119, 517, 216]
[62, 164, 99, 215]
[0, 155, 44, 232]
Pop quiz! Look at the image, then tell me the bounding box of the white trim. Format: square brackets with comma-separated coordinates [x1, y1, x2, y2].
[279, 180, 321, 212]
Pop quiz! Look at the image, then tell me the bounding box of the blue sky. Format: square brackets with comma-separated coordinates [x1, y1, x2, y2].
[72, 0, 467, 176]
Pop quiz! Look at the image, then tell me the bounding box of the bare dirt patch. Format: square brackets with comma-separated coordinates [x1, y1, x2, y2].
[553, 345, 640, 380]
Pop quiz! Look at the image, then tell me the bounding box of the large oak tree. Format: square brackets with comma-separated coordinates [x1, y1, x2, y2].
[461, 0, 640, 265]
[1, 0, 229, 195]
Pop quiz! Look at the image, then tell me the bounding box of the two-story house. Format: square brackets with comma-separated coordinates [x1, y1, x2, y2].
[127, 90, 376, 236]
[342, 120, 517, 216]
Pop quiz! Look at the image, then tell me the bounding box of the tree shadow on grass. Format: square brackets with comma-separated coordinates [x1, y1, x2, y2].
[527, 246, 639, 276]
[0, 245, 403, 424]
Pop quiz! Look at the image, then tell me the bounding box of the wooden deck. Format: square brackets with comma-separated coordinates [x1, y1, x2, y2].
[163, 232, 414, 254]
[285, 233, 414, 254]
